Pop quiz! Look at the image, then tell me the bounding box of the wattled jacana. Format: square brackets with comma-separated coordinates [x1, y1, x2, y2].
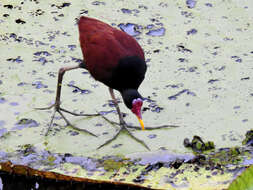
[37, 16, 176, 150]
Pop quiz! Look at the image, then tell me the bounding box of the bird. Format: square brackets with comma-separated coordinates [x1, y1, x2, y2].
[37, 16, 175, 150]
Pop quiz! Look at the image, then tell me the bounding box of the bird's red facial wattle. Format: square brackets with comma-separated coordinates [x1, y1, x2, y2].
[131, 98, 144, 130]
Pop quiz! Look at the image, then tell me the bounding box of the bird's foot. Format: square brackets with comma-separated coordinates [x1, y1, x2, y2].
[96, 114, 180, 150]
[99, 114, 179, 130]
[97, 122, 150, 150]
[35, 103, 99, 136]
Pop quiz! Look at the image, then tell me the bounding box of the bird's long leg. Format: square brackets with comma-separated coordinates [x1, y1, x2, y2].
[100, 91, 179, 130]
[36, 64, 99, 136]
[109, 88, 125, 125]
[97, 88, 150, 150]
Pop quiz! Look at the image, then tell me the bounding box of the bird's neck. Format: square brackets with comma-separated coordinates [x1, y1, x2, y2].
[120, 89, 142, 109]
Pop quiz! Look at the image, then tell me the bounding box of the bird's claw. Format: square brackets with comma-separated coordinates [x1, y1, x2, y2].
[97, 124, 150, 150]
[34, 103, 57, 111]
[96, 114, 179, 150]
[96, 116, 151, 150]
[97, 113, 179, 130]
[35, 103, 98, 137]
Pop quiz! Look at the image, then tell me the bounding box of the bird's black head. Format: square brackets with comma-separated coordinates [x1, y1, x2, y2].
[121, 89, 145, 130]
[121, 89, 142, 109]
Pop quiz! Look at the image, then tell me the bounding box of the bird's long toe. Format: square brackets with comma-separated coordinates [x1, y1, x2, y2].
[97, 123, 150, 150]
[36, 103, 98, 137]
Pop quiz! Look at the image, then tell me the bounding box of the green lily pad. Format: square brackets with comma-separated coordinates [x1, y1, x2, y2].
[1, 0, 253, 189]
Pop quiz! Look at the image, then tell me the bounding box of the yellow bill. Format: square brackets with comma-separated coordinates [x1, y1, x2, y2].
[137, 117, 145, 130]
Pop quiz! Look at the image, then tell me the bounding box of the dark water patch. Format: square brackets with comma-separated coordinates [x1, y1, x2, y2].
[67, 130, 79, 136]
[12, 119, 39, 131]
[121, 8, 132, 14]
[32, 81, 48, 89]
[71, 57, 83, 64]
[186, 0, 197, 8]
[187, 28, 197, 35]
[144, 99, 164, 113]
[62, 32, 70, 36]
[0, 98, 7, 104]
[67, 45, 76, 51]
[91, 1, 106, 6]
[51, 2, 71, 9]
[80, 9, 89, 14]
[33, 51, 51, 56]
[187, 66, 198, 72]
[148, 134, 157, 139]
[168, 89, 196, 100]
[67, 84, 91, 94]
[33, 57, 49, 64]
[146, 24, 155, 29]
[223, 37, 233, 41]
[95, 123, 103, 127]
[181, 11, 193, 18]
[120, 8, 139, 15]
[241, 77, 250, 81]
[3, 4, 13, 9]
[178, 58, 187, 62]
[35, 40, 48, 47]
[165, 84, 183, 89]
[233, 106, 240, 110]
[33, 51, 53, 64]
[177, 45, 192, 53]
[9, 102, 19, 106]
[208, 79, 219, 84]
[15, 19, 26, 24]
[215, 65, 226, 71]
[17, 82, 28, 86]
[118, 23, 141, 36]
[6, 56, 23, 63]
[153, 49, 160, 53]
[146, 27, 165, 37]
[231, 56, 242, 63]
[30, 9, 45, 16]
[106, 99, 121, 108]
[205, 3, 213, 7]
[99, 110, 116, 115]
[112, 144, 123, 148]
